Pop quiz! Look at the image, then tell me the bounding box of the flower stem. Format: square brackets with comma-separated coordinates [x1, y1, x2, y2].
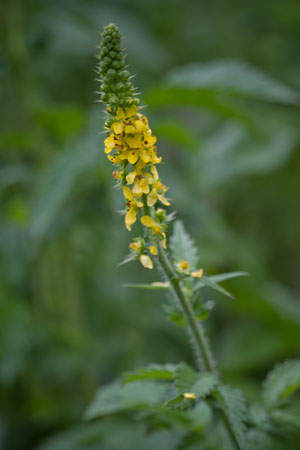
[157, 243, 216, 374]
[156, 243, 242, 450]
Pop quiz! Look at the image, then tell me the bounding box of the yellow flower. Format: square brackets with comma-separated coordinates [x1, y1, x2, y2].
[183, 392, 196, 400]
[140, 215, 167, 247]
[140, 215, 156, 228]
[122, 186, 143, 230]
[180, 260, 190, 270]
[129, 242, 141, 252]
[111, 121, 124, 135]
[149, 246, 157, 255]
[140, 254, 153, 269]
[191, 269, 204, 278]
[104, 134, 116, 154]
[147, 165, 170, 207]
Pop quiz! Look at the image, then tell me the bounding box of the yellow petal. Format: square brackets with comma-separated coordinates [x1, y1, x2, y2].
[141, 215, 156, 228]
[136, 159, 146, 171]
[134, 120, 146, 132]
[191, 269, 204, 278]
[104, 135, 115, 154]
[125, 124, 136, 134]
[116, 107, 126, 120]
[122, 186, 133, 200]
[139, 254, 153, 269]
[140, 148, 151, 163]
[126, 136, 142, 148]
[126, 106, 138, 118]
[161, 233, 167, 248]
[126, 171, 136, 184]
[144, 134, 157, 146]
[125, 209, 136, 231]
[128, 150, 139, 165]
[132, 180, 143, 196]
[183, 392, 196, 400]
[108, 154, 120, 164]
[136, 200, 144, 208]
[112, 121, 124, 134]
[119, 151, 129, 160]
[149, 246, 157, 255]
[158, 194, 171, 206]
[150, 165, 159, 180]
[129, 242, 140, 251]
[140, 178, 150, 194]
[147, 189, 158, 207]
[180, 260, 189, 270]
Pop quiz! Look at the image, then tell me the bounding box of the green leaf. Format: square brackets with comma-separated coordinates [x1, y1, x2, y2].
[30, 109, 104, 241]
[271, 403, 300, 429]
[123, 282, 170, 290]
[192, 373, 218, 398]
[193, 272, 248, 293]
[174, 363, 198, 394]
[84, 380, 166, 420]
[163, 304, 187, 327]
[195, 275, 234, 299]
[124, 364, 176, 383]
[145, 87, 250, 122]
[263, 359, 300, 410]
[170, 221, 198, 268]
[119, 254, 137, 266]
[208, 272, 249, 283]
[174, 363, 217, 398]
[217, 385, 248, 450]
[186, 401, 213, 429]
[164, 60, 300, 105]
[153, 119, 198, 152]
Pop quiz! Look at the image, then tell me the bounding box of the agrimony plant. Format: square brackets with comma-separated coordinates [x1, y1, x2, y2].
[85, 24, 300, 450]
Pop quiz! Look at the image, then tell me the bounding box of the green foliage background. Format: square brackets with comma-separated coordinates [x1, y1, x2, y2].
[0, 0, 300, 449]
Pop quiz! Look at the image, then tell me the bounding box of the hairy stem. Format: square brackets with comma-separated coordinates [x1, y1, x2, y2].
[156, 242, 241, 450]
[157, 243, 216, 374]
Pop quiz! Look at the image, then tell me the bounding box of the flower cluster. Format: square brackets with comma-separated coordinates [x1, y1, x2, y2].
[98, 24, 171, 268]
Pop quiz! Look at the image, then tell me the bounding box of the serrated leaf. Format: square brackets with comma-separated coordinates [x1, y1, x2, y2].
[263, 359, 300, 410]
[170, 221, 198, 268]
[124, 364, 176, 383]
[174, 364, 217, 400]
[123, 282, 170, 290]
[195, 276, 234, 299]
[192, 373, 218, 398]
[217, 385, 248, 450]
[174, 363, 198, 394]
[84, 380, 166, 420]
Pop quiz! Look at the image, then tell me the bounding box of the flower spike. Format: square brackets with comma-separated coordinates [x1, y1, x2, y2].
[98, 24, 171, 266]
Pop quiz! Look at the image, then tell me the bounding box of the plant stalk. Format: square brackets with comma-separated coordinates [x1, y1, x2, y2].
[156, 242, 242, 450]
[157, 243, 216, 374]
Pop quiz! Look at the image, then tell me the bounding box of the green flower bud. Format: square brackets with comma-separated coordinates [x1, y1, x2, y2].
[97, 23, 136, 111]
[107, 68, 116, 77]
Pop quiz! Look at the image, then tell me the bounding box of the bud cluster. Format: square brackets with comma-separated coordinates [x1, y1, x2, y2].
[97, 24, 138, 118]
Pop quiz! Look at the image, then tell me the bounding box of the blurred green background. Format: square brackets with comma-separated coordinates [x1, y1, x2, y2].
[0, 0, 300, 449]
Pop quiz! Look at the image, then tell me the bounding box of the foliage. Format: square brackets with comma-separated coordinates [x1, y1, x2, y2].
[1, 0, 300, 449]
